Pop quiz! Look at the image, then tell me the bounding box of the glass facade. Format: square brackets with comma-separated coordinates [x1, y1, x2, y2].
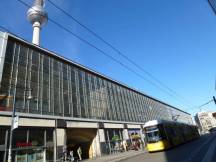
[0, 37, 192, 123]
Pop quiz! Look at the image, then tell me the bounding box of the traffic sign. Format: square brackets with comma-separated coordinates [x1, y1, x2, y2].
[12, 116, 19, 130]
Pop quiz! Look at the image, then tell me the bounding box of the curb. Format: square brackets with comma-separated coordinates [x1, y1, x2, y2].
[113, 150, 147, 162]
[83, 150, 147, 162]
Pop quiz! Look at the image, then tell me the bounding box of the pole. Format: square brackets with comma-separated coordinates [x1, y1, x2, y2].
[7, 44, 20, 162]
[7, 76, 18, 162]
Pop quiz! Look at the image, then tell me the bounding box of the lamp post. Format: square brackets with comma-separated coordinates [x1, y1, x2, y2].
[7, 88, 33, 162]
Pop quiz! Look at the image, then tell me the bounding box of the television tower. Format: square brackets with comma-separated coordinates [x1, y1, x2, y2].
[27, 0, 48, 45]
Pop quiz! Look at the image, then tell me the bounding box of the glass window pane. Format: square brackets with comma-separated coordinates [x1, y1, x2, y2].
[13, 129, 27, 148]
[0, 129, 6, 145]
[29, 129, 44, 146]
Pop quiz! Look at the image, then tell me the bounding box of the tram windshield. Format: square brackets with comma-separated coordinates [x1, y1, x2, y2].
[145, 126, 162, 143]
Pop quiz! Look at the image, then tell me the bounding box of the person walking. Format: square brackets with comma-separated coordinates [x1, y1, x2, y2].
[77, 146, 82, 161]
[69, 150, 75, 162]
[123, 140, 127, 152]
[62, 151, 68, 162]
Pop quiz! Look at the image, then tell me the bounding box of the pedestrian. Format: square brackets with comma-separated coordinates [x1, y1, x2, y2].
[77, 146, 82, 161]
[123, 140, 127, 152]
[69, 150, 75, 162]
[62, 151, 68, 162]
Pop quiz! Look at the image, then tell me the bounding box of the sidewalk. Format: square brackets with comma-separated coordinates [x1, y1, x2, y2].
[83, 150, 147, 162]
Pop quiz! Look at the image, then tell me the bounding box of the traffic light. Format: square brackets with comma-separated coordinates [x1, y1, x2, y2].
[213, 96, 216, 105]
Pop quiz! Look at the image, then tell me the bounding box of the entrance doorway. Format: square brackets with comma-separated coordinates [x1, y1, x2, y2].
[66, 128, 97, 160]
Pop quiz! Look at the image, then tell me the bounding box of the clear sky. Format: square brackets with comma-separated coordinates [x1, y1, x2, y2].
[0, 0, 216, 116]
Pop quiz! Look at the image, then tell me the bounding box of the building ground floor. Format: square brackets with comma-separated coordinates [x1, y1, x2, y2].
[0, 114, 145, 162]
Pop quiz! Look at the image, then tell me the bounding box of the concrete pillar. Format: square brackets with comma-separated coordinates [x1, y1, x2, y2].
[56, 128, 66, 159]
[140, 129, 145, 148]
[91, 129, 104, 158]
[123, 129, 129, 140]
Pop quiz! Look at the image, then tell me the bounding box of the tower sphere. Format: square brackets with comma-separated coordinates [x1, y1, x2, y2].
[27, 1, 48, 26]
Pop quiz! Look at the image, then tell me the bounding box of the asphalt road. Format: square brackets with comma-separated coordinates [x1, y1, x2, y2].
[119, 133, 216, 162]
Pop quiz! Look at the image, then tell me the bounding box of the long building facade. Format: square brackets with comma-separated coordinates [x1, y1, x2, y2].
[0, 32, 193, 162]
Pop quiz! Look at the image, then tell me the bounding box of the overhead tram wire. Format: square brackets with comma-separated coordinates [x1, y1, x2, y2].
[0, 26, 184, 109]
[0, 25, 24, 41]
[0, 26, 9, 32]
[197, 99, 213, 110]
[188, 99, 213, 113]
[47, 0, 193, 106]
[16, 0, 190, 108]
[16, 0, 191, 108]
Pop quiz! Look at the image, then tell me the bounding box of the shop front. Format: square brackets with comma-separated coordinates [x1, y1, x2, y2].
[128, 129, 145, 150]
[0, 127, 54, 162]
[100, 129, 124, 155]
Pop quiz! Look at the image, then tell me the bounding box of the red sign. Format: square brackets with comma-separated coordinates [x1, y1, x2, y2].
[16, 142, 32, 147]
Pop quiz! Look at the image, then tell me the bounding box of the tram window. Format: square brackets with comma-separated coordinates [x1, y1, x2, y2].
[165, 126, 176, 137]
[145, 126, 158, 132]
[146, 129, 161, 143]
[158, 126, 167, 139]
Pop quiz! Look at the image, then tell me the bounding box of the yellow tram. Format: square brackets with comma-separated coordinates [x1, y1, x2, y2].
[143, 120, 199, 152]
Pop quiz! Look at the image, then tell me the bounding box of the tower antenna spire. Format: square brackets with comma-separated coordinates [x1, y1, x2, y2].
[27, 0, 48, 45]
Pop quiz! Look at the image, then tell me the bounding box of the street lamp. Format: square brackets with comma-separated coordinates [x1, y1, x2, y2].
[7, 87, 33, 162]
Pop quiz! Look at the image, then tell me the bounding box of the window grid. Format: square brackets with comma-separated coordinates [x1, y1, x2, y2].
[0, 40, 192, 124]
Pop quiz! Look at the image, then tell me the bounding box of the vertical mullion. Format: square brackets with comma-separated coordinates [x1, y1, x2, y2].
[68, 66, 71, 116]
[130, 92, 136, 122]
[88, 74, 93, 118]
[48, 57, 51, 113]
[124, 89, 131, 122]
[67, 65, 71, 115]
[8, 43, 16, 110]
[135, 93, 140, 122]
[23, 48, 29, 111]
[83, 72, 89, 118]
[60, 63, 64, 116]
[51, 59, 54, 116]
[3, 130, 8, 162]
[58, 62, 61, 116]
[36, 53, 41, 111]
[75, 68, 80, 117]
[40, 55, 44, 114]
[120, 88, 128, 121]
[28, 50, 33, 113]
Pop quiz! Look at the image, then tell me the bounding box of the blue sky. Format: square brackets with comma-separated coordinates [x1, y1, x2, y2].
[0, 0, 216, 115]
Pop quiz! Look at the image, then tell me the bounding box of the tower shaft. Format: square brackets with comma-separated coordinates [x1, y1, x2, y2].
[27, 0, 48, 46]
[32, 22, 41, 45]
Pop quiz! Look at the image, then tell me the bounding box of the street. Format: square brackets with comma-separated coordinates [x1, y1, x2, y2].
[120, 133, 216, 162]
